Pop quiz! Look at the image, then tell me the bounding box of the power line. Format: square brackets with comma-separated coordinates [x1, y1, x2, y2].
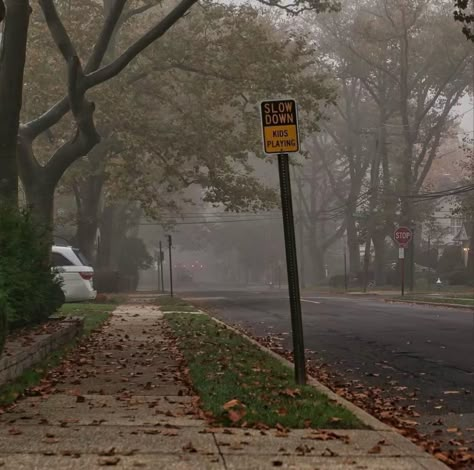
[139, 217, 281, 226]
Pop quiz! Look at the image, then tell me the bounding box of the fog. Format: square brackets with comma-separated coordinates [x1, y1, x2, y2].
[28, 0, 472, 294]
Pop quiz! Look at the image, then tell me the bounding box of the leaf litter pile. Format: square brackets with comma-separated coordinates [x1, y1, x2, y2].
[165, 313, 363, 430]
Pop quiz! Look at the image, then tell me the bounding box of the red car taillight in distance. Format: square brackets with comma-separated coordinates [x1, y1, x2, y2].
[79, 272, 93, 281]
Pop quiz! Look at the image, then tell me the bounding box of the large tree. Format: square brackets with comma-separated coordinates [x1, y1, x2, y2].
[1, 0, 338, 219]
[0, 0, 30, 206]
[308, 0, 472, 286]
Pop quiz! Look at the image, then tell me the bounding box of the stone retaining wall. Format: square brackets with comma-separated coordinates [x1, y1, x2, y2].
[0, 318, 84, 386]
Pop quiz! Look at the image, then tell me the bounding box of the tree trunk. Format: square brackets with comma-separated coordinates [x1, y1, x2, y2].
[308, 223, 325, 283]
[74, 174, 105, 263]
[24, 181, 55, 231]
[467, 218, 474, 281]
[0, 0, 31, 206]
[373, 230, 386, 286]
[345, 211, 360, 273]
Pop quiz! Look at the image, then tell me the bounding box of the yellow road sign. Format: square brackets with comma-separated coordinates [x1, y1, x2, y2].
[261, 99, 299, 154]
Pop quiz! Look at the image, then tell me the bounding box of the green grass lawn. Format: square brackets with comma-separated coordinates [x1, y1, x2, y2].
[59, 302, 116, 334]
[166, 311, 363, 430]
[0, 303, 115, 406]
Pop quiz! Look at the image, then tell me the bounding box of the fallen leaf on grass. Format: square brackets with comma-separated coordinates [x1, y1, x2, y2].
[98, 456, 121, 466]
[280, 388, 300, 398]
[329, 417, 342, 424]
[223, 399, 241, 410]
[228, 409, 246, 423]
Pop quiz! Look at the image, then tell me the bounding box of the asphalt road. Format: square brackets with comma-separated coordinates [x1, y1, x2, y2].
[181, 288, 474, 447]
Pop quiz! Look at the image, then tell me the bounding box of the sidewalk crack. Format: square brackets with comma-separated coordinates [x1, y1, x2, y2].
[212, 432, 229, 470]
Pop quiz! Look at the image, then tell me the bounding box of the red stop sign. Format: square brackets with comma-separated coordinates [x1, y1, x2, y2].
[394, 226, 412, 247]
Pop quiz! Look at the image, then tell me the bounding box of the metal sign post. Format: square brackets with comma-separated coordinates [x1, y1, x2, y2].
[394, 227, 413, 297]
[159, 241, 165, 293]
[399, 247, 405, 297]
[261, 99, 306, 385]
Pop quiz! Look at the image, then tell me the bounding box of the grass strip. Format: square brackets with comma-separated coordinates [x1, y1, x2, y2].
[166, 311, 363, 429]
[395, 296, 474, 307]
[0, 303, 115, 406]
[156, 295, 200, 312]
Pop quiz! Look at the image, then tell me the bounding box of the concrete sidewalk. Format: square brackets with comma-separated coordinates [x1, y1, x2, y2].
[0, 305, 448, 469]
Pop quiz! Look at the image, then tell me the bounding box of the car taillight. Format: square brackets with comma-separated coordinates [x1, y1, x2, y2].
[80, 272, 93, 281]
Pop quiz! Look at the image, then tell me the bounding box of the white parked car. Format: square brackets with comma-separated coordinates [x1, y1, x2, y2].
[52, 245, 97, 302]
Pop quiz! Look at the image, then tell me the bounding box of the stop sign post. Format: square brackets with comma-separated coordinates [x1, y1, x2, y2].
[394, 226, 413, 296]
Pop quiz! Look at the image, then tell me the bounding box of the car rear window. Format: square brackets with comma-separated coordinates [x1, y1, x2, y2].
[52, 253, 74, 267]
[73, 248, 91, 266]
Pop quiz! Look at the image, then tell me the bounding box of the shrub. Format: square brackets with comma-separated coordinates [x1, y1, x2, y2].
[447, 270, 471, 286]
[0, 293, 9, 356]
[438, 246, 464, 274]
[329, 274, 346, 288]
[0, 208, 64, 333]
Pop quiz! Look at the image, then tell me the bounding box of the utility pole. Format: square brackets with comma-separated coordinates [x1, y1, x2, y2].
[167, 235, 173, 297]
[409, 225, 416, 292]
[343, 233, 348, 292]
[159, 241, 164, 292]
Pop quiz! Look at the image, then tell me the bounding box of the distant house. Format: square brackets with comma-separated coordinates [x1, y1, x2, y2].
[421, 196, 469, 262]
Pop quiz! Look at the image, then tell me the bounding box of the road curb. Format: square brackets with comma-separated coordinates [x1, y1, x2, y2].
[385, 299, 474, 310]
[209, 315, 392, 432]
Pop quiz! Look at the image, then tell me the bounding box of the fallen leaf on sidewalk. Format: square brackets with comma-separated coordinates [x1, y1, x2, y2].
[8, 428, 22, 435]
[98, 447, 116, 456]
[182, 442, 197, 453]
[321, 447, 338, 457]
[98, 456, 121, 466]
[368, 445, 382, 454]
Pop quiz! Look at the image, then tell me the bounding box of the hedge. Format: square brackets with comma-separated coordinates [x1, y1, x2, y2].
[0, 208, 64, 355]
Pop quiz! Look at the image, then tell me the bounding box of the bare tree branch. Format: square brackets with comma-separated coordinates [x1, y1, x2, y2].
[23, 0, 127, 139]
[86, 0, 127, 73]
[85, 0, 198, 89]
[120, 2, 155, 25]
[0, 0, 5, 23]
[38, 0, 78, 62]
[23, 0, 196, 141]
